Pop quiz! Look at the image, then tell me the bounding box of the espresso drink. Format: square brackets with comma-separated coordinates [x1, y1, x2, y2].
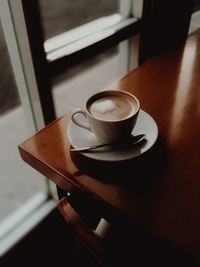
[88, 94, 136, 121]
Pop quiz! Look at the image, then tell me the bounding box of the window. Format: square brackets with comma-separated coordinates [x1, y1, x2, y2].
[40, 0, 119, 40]
[0, 4, 55, 256]
[0, 0, 142, 256]
[52, 41, 137, 117]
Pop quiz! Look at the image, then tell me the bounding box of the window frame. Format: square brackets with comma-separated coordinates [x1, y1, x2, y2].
[0, 0, 56, 256]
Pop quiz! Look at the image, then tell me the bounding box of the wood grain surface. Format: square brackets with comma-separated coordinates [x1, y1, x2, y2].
[19, 30, 200, 262]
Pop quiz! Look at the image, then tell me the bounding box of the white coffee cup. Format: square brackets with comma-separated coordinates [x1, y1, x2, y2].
[71, 90, 140, 143]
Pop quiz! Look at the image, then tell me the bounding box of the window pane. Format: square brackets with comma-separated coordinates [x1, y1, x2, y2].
[39, 0, 119, 39]
[0, 21, 47, 222]
[52, 43, 128, 117]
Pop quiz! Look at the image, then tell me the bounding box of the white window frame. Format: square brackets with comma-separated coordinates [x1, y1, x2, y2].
[44, 0, 142, 76]
[0, 0, 56, 257]
[45, 0, 136, 62]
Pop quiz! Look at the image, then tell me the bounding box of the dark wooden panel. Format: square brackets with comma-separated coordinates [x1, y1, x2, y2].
[21, 0, 56, 124]
[139, 0, 195, 63]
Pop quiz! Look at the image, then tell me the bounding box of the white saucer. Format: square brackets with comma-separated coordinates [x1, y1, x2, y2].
[67, 110, 158, 162]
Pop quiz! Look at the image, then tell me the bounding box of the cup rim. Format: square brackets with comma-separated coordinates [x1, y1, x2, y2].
[85, 89, 140, 122]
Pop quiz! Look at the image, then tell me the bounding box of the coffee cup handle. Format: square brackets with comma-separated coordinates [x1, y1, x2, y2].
[71, 109, 91, 132]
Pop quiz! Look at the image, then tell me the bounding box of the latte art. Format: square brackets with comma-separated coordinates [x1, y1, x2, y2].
[89, 95, 136, 121]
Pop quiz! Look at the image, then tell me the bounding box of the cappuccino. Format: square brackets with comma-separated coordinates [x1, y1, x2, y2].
[88, 94, 136, 121]
[71, 90, 140, 143]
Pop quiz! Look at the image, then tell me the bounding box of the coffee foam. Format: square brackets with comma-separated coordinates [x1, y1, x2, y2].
[89, 95, 136, 121]
[92, 99, 116, 114]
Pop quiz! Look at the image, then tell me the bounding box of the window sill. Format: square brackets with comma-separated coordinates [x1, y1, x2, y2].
[45, 15, 139, 62]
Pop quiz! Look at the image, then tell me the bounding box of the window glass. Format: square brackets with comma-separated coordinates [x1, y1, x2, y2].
[39, 0, 119, 40]
[0, 21, 46, 222]
[52, 43, 127, 117]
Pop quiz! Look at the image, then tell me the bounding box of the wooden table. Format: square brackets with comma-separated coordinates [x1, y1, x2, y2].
[19, 30, 200, 264]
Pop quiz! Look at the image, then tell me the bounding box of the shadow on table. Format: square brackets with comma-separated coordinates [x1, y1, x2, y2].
[71, 135, 168, 194]
[70, 136, 200, 267]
